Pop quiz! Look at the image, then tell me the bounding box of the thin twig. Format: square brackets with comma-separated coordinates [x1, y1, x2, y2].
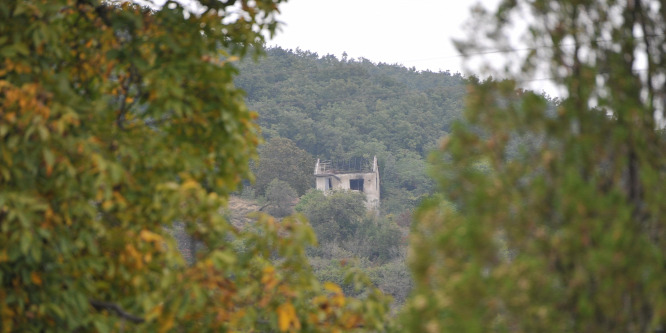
[89, 299, 145, 324]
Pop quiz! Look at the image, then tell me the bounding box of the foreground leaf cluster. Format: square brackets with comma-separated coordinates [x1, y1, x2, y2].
[0, 1, 389, 331]
[404, 1, 666, 332]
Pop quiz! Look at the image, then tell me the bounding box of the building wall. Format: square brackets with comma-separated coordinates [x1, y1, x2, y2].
[314, 157, 380, 211]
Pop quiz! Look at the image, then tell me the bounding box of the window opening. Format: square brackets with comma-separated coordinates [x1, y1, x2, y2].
[350, 179, 364, 192]
[328, 177, 332, 190]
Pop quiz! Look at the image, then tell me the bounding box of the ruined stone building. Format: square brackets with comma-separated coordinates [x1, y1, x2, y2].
[314, 156, 380, 211]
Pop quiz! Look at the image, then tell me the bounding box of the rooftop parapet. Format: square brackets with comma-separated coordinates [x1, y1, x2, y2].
[315, 157, 376, 175]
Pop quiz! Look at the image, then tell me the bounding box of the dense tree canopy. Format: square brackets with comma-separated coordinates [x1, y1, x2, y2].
[404, 1, 666, 332]
[236, 47, 467, 160]
[0, 1, 390, 331]
[253, 137, 315, 197]
[295, 190, 407, 304]
[264, 178, 298, 218]
[296, 190, 367, 243]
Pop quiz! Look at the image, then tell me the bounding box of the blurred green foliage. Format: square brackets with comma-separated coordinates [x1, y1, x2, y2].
[403, 1, 666, 332]
[0, 1, 391, 331]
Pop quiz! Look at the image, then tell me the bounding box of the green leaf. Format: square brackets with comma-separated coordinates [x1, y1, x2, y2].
[43, 148, 55, 169]
[20, 230, 32, 255]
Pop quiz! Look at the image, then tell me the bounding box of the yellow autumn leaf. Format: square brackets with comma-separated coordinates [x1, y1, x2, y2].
[262, 265, 275, 275]
[30, 272, 42, 286]
[276, 302, 300, 332]
[158, 315, 174, 333]
[181, 179, 199, 190]
[342, 313, 362, 329]
[323, 282, 342, 294]
[261, 266, 278, 289]
[95, 189, 104, 201]
[139, 229, 162, 244]
[101, 200, 113, 211]
[332, 293, 345, 308]
[145, 304, 163, 321]
[112, 191, 127, 207]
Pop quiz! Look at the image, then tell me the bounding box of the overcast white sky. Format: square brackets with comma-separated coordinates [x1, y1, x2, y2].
[269, 0, 494, 74]
[268, 0, 558, 96]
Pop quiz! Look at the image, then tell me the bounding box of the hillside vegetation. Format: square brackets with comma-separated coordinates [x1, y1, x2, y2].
[230, 48, 473, 307]
[236, 47, 469, 216]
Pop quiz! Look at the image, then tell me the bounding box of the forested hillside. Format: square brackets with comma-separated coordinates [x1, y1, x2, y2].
[236, 47, 469, 215]
[6, 0, 662, 330]
[237, 47, 466, 158]
[230, 48, 472, 306]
